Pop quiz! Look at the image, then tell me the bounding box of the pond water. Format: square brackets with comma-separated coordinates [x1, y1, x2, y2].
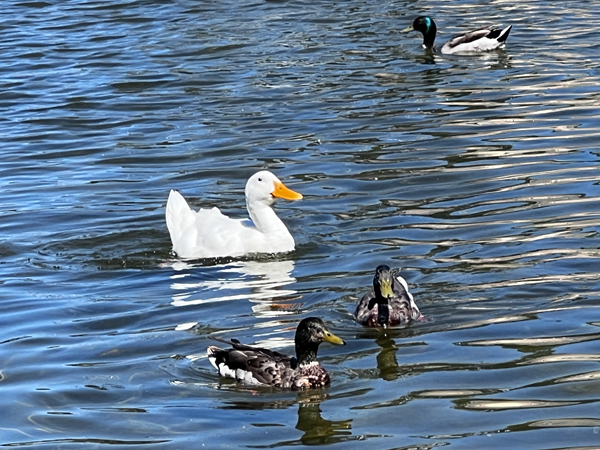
[1, 0, 600, 448]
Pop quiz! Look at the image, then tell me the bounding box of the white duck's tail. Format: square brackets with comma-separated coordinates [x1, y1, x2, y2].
[166, 190, 195, 253]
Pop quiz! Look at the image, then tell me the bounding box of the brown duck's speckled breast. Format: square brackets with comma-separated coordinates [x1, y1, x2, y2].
[290, 363, 331, 390]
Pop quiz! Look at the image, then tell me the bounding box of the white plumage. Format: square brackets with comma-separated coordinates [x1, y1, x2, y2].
[166, 171, 302, 259]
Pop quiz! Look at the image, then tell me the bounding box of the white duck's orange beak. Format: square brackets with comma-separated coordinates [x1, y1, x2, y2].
[272, 180, 303, 200]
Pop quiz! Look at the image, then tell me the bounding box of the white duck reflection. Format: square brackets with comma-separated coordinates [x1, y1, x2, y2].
[169, 259, 299, 327]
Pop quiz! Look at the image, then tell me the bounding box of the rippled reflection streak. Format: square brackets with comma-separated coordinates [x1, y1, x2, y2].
[170, 260, 299, 321]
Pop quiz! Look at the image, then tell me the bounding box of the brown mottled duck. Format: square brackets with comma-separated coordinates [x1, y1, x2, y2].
[207, 317, 346, 390]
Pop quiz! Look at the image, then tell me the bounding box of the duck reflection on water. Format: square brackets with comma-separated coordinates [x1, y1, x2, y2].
[354, 326, 426, 382]
[214, 391, 353, 446]
[168, 259, 301, 328]
[295, 392, 353, 446]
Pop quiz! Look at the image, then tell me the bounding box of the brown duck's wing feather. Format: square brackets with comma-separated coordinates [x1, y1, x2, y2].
[229, 349, 294, 385]
[391, 275, 410, 297]
[390, 275, 421, 322]
[354, 291, 378, 325]
[208, 339, 297, 387]
[209, 336, 292, 362]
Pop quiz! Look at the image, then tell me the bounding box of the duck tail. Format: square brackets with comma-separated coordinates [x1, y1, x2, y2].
[207, 345, 225, 370]
[497, 24, 512, 43]
[166, 189, 194, 250]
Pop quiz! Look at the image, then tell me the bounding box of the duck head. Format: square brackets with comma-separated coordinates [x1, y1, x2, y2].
[402, 16, 437, 50]
[245, 171, 303, 206]
[373, 265, 395, 300]
[295, 317, 346, 365]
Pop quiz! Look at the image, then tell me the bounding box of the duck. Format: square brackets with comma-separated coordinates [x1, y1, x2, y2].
[354, 265, 422, 328]
[207, 317, 346, 390]
[402, 16, 512, 54]
[166, 171, 303, 259]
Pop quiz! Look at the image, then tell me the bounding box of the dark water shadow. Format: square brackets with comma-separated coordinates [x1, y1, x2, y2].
[292, 391, 353, 446]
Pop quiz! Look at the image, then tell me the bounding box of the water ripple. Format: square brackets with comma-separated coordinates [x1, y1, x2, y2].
[2, 0, 600, 448]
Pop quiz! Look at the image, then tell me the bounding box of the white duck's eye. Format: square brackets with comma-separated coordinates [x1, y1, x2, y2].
[258, 177, 262, 182]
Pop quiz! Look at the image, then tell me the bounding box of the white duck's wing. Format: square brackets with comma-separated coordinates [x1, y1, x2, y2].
[166, 190, 256, 259]
[441, 25, 511, 54]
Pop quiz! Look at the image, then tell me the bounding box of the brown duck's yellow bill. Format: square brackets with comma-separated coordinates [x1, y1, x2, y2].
[380, 277, 394, 299]
[272, 180, 303, 200]
[401, 25, 414, 33]
[323, 330, 346, 346]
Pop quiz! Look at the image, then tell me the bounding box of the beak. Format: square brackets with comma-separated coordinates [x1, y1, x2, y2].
[272, 180, 303, 201]
[401, 25, 414, 33]
[323, 330, 346, 346]
[379, 275, 394, 299]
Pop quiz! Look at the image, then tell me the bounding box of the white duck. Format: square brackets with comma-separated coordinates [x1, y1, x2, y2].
[166, 171, 303, 259]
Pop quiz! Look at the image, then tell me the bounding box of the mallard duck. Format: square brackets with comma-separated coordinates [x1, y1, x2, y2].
[166, 171, 302, 259]
[402, 16, 512, 54]
[354, 265, 421, 328]
[207, 317, 346, 390]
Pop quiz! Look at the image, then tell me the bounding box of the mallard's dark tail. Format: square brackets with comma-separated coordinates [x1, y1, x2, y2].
[497, 25, 512, 43]
[207, 345, 226, 370]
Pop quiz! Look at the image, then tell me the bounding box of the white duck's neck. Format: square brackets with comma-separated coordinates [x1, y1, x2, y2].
[247, 199, 292, 237]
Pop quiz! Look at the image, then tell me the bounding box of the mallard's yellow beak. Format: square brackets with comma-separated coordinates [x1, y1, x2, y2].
[323, 330, 346, 346]
[401, 25, 414, 33]
[379, 276, 394, 299]
[272, 180, 303, 201]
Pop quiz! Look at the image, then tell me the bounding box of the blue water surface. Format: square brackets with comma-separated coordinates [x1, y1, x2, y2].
[1, 0, 600, 448]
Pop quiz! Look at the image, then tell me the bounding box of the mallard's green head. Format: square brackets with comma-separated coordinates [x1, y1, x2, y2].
[295, 317, 345, 364]
[402, 16, 437, 49]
